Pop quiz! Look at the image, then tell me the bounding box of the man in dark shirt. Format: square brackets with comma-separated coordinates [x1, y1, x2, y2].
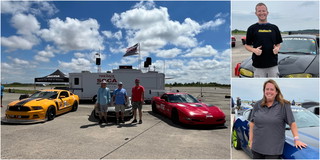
[245, 3, 282, 77]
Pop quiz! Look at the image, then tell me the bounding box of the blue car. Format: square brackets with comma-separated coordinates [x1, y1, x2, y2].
[232, 106, 319, 159]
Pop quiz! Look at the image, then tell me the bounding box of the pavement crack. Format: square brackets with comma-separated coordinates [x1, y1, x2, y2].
[99, 120, 162, 159]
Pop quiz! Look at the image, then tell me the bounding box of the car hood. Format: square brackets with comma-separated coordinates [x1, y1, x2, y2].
[278, 54, 318, 76]
[175, 103, 223, 115]
[286, 127, 319, 148]
[8, 97, 52, 106]
[240, 54, 318, 76]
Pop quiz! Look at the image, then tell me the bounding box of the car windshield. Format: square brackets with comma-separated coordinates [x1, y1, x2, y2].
[279, 37, 317, 55]
[167, 94, 199, 103]
[30, 91, 58, 99]
[287, 108, 320, 129]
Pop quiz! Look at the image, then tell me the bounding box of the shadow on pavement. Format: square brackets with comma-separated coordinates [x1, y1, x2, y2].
[147, 111, 228, 130]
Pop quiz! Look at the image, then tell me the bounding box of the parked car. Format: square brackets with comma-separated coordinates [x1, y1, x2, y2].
[232, 36, 236, 47]
[241, 36, 246, 45]
[151, 92, 226, 126]
[92, 91, 133, 120]
[232, 106, 319, 159]
[302, 102, 320, 115]
[235, 34, 319, 78]
[2, 89, 79, 124]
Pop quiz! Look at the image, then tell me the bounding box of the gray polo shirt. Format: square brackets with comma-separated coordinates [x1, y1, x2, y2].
[249, 100, 295, 155]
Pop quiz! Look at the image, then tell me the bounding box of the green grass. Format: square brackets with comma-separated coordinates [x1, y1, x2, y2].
[4, 89, 37, 95]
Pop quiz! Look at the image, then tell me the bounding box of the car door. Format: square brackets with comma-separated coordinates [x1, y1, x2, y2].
[158, 94, 168, 115]
[241, 110, 252, 154]
[58, 91, 72, 110]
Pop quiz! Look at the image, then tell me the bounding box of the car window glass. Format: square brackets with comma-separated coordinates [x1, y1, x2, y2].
[243, 110, 252, 120]
[292, 109, 319, 128]
[30, 91, 58, 99]
[60, 91, 69, 97]
[280, 38, 317, 54]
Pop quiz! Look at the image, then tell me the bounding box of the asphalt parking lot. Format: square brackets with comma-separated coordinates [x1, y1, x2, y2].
[1, 87, 231, 159]
[231, 34, 251, 78]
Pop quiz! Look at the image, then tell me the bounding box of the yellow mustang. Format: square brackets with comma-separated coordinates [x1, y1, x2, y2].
[3, 89, 79, 123]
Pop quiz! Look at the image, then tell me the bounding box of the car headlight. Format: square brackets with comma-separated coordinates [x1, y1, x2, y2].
[284, 73, 313, 78]
[32, 106, 43, 110]
[239, 68, 253, 77]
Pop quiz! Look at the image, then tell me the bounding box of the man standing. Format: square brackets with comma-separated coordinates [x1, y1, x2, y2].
[1, 84, 4, 108]
[113, 82, 128, 124]
[236, 97, 241, 110]
[131, 79, 144, 124]
[96, 80, 111, 124]
[245, 2, 282, 77]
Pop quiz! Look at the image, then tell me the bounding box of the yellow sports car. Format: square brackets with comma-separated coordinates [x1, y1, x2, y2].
[2, 89, 79, 124]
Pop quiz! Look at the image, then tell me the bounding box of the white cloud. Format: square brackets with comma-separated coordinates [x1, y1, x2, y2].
[102, 31, 113, 38]
[1, 36, 34, 51]
[74, 52, 86, 58]
[40, 17, 104, 52]
[59, 58, 94, 73]
[1, 13, 40, 51]
[102, 30, 122, 40]
[11, 13, 40, 35]
[108, 56, 139, 68]
[155, 48, 182, 58]
[111, 2, 225, 53]
[1, 1, 58, 16]
[183, 45, 218, 57]
[34, 45, 56, 62]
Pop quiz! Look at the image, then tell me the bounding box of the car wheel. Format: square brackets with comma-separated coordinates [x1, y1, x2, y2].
[232, 128, 241, 150]
[152, 102, 158, 114]
[171, 109, 180, 124]
[71, 101, 78, 112]
[47, 106, 56, 121]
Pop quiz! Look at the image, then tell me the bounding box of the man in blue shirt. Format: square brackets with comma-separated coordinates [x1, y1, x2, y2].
[112, 82, 128, 124]
[96, 80, 111, 124]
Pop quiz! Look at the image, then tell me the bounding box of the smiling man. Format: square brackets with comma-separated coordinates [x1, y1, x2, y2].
[244, 3, 283, 78]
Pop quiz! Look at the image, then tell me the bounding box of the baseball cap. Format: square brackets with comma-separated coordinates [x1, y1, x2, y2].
[135, 79, 140, 82]
[118, 82, 123, 85]
[101, 80, 107, 84]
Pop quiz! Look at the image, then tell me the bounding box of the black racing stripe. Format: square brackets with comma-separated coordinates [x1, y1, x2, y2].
[16, 98, 39, 106]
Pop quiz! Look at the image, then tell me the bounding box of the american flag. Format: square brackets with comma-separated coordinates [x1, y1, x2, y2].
[123, 43, 139, 57]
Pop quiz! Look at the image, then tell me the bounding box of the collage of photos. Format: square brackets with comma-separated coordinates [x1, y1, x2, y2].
[231, 1, 319, 159]
[0, 0, 319, 159]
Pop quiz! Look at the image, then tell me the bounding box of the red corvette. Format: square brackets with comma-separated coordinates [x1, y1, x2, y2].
[151, 93, 226, 125]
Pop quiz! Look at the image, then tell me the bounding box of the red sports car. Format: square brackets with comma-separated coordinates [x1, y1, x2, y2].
[151, 93, 226, 125]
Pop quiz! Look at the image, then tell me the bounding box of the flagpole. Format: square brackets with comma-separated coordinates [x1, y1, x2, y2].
[139, 42, 141, 70]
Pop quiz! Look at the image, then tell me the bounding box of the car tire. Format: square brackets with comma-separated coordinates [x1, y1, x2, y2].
[171, 109, 180, 124]
[232, 128, 241, 150]
[152, 102, 158, 114]
[47, 106, 56, 121]
[71, 101, 78, 112]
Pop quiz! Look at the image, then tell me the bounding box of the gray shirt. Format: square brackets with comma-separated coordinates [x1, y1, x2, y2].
[250, 100, 295, 155]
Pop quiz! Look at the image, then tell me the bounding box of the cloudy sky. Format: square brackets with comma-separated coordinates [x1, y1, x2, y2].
[232, 79, 320, 103]
[1, 0, 231, 84]
[232, 0, 319, 31]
